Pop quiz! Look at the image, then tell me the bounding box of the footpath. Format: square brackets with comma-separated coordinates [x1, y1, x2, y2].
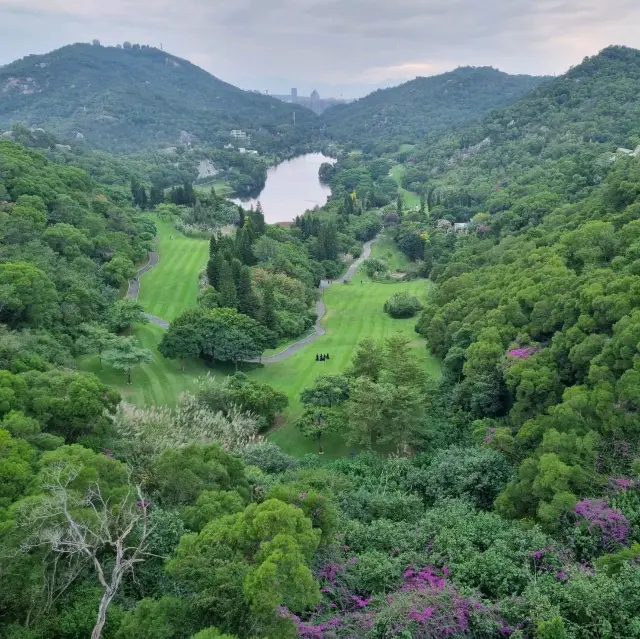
[127, 236, 377, 364]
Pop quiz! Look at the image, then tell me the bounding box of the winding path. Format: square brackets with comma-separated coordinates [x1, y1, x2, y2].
[127, 236, 378, 364]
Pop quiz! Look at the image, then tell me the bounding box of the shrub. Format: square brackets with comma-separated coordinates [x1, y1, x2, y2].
[383, 292, 423, 318]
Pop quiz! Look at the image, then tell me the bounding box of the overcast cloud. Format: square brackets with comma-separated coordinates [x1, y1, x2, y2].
[1, 0, 640, 97]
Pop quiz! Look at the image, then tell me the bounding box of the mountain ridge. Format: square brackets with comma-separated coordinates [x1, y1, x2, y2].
[0, 42, 317, 154]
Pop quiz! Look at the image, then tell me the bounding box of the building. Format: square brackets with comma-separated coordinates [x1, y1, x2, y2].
[270, 89, 351, 115]
[230, 130, 248, 140]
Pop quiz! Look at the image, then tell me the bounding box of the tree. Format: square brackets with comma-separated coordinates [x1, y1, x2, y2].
[259, 282, 278, 333]
[296, 407, 341, 454]
[383, 292, 423, 318]
[158, 324, 201, 370]
[103, 337, 152, 385]
[206, 252, 224, 290]
[166, 499, 320, 637]
[300, 375, 350, 408]
[0, 262, 57, 328]
[383, 333, 425, 388]
[345, 377, 395, 448]
[149, 183, 165, 208]
[348, 337, 384, 381]
[104, 254, 137, 287]
[78, 324, 118, 371]
[18, 463, 155, 639]
[236, 266, 256, 317]
[217, 260, 237, 309]
[197, 373, 288, 428]
[108, 299, 148, 335]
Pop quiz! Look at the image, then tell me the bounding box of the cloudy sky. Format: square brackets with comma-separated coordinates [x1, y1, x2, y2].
[1, 0, 640, 98]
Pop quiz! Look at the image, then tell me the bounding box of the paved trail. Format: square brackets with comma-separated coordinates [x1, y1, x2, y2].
[128, 236, 377, 364]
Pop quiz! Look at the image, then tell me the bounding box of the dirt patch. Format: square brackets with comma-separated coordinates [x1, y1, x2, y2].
[390, 271, 406, 279]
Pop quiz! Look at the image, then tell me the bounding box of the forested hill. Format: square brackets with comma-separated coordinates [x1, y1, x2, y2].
[0, 43, 317, 154]
[401, 45, 640, 210]
[320, 67, 545, 153]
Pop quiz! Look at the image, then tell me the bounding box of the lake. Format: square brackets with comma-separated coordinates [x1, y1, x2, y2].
[232, 152, 336, 224]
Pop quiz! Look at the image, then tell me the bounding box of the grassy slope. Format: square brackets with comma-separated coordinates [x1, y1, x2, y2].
[80, 222, 440, 456]
[390, 165, 421, 208]
[255, 274, 440, 457]
[137, 217, 209, 320]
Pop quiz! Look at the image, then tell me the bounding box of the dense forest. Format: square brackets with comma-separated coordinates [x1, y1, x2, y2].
[320, 67, 545, 154]
[0, 43, 317, 155]
[4, 41, 640, 639]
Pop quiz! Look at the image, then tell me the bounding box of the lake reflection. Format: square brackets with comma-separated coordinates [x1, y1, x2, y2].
[232, 153, 336, 224]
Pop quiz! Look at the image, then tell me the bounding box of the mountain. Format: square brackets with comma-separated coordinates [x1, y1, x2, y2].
[398, 46, 640, 219]
[0, 43, 317, 154]
[319, 67, 546, 153]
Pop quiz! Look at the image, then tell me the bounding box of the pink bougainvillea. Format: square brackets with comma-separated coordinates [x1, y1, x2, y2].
[507, 346, 540, 359]
[574, 498, 630, 549]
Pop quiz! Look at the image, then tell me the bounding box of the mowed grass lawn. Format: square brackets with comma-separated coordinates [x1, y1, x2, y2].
[390, 164, 421, 208]
[80, 223, 441, 457]
[251, 276, 441, 457]
[137, 217, 209, 320]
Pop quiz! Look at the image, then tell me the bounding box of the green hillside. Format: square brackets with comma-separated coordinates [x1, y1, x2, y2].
[0, 43, 317, 154]
[320, 66, 545, 153]
[400, 46, 640, 214]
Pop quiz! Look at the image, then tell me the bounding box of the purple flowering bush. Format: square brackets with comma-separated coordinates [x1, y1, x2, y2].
[573, 498, 630, 551]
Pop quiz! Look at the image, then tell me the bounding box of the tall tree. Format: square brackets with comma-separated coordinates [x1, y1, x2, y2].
[149, 183, 164, 207]
[206, 251, 224, 290]
[19, 463, 154, 639]
[296, 407, 341, 454]
[348, 337, 384, 381]
[102, 336, 152, 385]
[218, 259, 238, 309]
[108, 299, 148, 335]
[236, 266, 256, 317]
[158, 324, 201, 370]
[259, 283, 278, 333]
[77, 323, 118, 371]
[345, 377, 395, 448]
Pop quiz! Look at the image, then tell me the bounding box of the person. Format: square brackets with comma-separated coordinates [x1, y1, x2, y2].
[320, 354, 325, 361]
[326, 353, 330, 360]
[315, 353, 319, 361]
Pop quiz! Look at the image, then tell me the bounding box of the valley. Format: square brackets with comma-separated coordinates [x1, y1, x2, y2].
[4, 34, 640, 639]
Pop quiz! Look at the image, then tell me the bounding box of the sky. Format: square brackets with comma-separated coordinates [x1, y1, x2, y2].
[1, 0, 640, 98]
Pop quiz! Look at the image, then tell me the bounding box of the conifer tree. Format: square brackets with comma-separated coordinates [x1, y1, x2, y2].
[218, 259, 238, 309]
[237, 266, 256, 317]
[206, 251, 224, 289]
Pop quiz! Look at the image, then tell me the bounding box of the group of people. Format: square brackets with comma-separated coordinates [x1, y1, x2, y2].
[315, 353, 330, 361]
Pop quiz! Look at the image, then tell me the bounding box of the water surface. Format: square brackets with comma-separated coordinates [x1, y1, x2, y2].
[233, 152, 336, 223]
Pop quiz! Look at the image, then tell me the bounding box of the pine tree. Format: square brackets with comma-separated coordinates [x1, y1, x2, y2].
[235, 227, 254, 265]
[206, 251, 224, 289]
[249, 202, 266, 235]
[237, 205, 246, 229]
[397, 193, 404, 214]
[140, 186, 148, 210]
[150, 183, 164, 207]
[420, 192, 426, 215]
[209, 233, 219, 257]
[237, 266, 256, 317]
[183, 180, 196, 207]
[218, 259, 238, 309]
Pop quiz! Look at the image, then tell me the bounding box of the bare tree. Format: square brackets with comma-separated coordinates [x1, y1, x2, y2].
[19, 464, 156, 639]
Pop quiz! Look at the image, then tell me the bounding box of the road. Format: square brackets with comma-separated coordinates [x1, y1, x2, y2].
[128, 236, 378, 364]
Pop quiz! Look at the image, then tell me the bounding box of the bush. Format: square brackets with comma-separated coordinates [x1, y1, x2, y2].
[363, 257, 387, 278]
[240, 442, 299, 474]
[383, 292, 423, 318]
